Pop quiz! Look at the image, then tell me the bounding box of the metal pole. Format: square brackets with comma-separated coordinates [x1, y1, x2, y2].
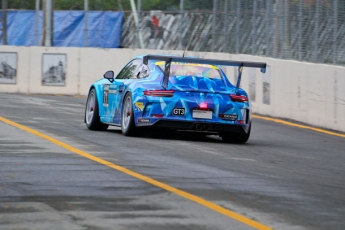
[235, 0, 240, 53]
[129, 0, 144, 48]
[1, 0, 7, 45]
[35, 0, 39, 46]
[84, 0, 88, 47]
[265, 0, 271, 56]
[314, 0, 320, 62]
[298, 0, 302, 60]
[283, 0, 289, 59]
[222, 0, 228, 52]
[136, 0, 141, 48]
[252, 0, 257, 55]
[137, 0, 141, 12]
[48, 0, 53, 46]
[333, 0, 338, 64]
[212, 0, 217, 51]
[273, 0, 278, 57]
[179, 0, 184, 49]
[277, 0, 284, 59]
[43, 0, 53, 46]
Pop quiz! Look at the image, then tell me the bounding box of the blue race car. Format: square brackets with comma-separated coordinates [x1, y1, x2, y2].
[84, 55, 266, 143]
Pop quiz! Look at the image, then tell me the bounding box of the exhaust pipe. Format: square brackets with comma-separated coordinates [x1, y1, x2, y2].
[195, 123, 203, 131]
[203, 124, 210, 131]
[195, 123, 210, 131]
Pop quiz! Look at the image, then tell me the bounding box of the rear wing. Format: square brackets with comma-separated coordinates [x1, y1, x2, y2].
[143, 55, 266, 92]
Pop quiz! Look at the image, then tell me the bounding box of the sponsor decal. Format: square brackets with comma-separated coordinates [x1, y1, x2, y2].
[220, 114, 238, 121]
[103, 84, 110, 107]
[108, 86, 117, 94]
[138, 118, 150, 123]
[173, 108, 185, 116]
[135, 102, 144, 111]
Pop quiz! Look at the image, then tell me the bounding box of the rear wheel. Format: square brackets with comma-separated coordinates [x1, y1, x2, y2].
[121, 93, 136, 136]
[221, 124, 251, 144]
[85, 89, 108, 131]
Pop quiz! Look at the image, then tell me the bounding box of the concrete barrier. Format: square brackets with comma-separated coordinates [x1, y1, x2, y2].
[0, 46, 344, 132]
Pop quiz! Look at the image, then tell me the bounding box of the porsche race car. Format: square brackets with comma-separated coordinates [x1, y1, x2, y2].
[84, 55, 266, 143]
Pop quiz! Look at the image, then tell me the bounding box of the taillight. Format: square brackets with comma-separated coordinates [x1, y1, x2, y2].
[151, 114, 164, 118]
[230, 94, 248, 102]
[144, 90, 174, 97]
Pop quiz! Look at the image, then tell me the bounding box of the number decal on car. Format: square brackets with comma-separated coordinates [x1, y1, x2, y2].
[103, 84, 110, 107]
[173, 108, 185, 116]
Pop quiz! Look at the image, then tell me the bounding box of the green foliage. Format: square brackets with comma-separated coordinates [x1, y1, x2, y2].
[54, 0, 84, 10]
[140, 0, 180, 11]
[6, 0, 213, 11]
[8, 0, 36, 9]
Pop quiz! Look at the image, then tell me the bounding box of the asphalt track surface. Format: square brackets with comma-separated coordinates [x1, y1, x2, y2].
[0, 93, 344, 230]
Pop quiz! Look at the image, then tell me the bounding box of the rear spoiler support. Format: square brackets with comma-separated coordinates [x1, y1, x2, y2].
[162, 58, 172, 89]
[143, 55, 266, 90]
[235, 64, 244, 94]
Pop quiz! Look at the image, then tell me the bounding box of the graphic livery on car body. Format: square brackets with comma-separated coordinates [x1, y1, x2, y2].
[85, 55, 266, 143]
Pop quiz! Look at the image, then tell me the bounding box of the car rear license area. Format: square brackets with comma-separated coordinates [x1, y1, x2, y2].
[142, 91, 248, 124]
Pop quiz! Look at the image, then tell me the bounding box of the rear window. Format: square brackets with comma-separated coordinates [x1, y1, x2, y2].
[155, 62, 222, 79]
[154, 61, 227, 91]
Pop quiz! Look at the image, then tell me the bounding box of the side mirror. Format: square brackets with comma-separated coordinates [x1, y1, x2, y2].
[104, 71, 114, 82]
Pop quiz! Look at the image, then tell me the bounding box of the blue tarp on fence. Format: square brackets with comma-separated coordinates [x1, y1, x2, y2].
[0, 10, 123, 48]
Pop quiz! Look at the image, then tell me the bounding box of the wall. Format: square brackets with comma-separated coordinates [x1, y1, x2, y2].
[0, 46, 344, 132]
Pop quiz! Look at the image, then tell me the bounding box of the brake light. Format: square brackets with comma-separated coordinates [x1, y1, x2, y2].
[230, 94, 248, 102]
[144, 90, 174, 97]
[200, 102, 208, 109]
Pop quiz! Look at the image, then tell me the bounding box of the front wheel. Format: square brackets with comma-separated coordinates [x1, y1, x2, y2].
[85, 88, 109, 131]
[121, 93, 136, 136]
[221, 124, 251, 144]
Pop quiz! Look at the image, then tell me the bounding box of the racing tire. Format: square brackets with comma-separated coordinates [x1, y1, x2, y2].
[121, 93, 136, 136]
[221, 124, 251, 144]
[85, 88, 109, 131]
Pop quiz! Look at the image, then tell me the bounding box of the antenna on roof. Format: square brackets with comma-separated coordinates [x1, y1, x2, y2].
[182, 35, 193, 58]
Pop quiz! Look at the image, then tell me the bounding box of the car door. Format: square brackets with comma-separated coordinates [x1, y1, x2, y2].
[107, 59, 142, 125]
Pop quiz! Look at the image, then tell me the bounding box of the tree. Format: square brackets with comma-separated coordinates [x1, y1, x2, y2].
[6, 0, 215, 11]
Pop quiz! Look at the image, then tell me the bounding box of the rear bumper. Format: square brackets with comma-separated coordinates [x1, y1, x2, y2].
[137, 119, 250, 134]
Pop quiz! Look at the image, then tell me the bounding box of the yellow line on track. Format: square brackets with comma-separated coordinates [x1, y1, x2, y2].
[0, 115, 272, 230]
[252, 114, 345, 138]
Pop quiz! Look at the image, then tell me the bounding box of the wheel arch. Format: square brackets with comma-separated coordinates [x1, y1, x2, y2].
[121, 90, 132, 110]
[121, 90, 137, 136]
[85, 86, 96, 123]
[121, 90, 136, 123]
[87, 84, 106, 117]
[84, 85, 109, 131]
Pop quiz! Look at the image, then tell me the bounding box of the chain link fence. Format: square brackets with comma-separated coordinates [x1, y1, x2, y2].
[1, 0, 345, 66]
[122, 0, 345, 66]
